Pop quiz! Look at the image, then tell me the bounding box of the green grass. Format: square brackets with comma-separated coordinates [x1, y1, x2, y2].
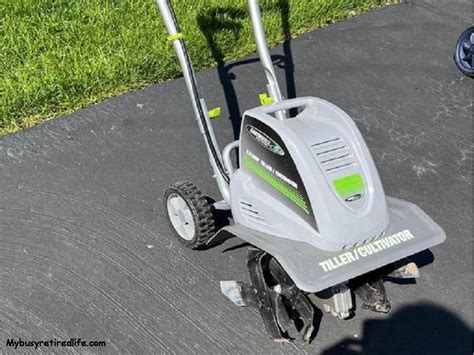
[0, 0, 387, 135]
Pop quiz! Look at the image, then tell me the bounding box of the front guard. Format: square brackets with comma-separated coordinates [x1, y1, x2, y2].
[220, 197, 445, 293]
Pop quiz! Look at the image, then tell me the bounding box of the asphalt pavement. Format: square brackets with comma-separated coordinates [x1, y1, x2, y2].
[0, 1, 472, 353]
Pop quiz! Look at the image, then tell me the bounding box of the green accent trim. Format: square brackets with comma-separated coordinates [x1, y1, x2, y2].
[333, 173, 365, 198]
[208, 107, 221, 119]
[243, 156, 309, 214]
[167, 33, 185, 42]
[259, 93, 274, 106]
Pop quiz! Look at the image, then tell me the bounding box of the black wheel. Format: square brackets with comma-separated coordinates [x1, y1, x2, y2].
[454, 26, 474, 77]
[164, 181, 216, 249]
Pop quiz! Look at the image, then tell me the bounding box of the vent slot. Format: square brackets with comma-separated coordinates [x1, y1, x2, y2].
[240, 201, 266, 225]
[320, 153, 351, 164]
[311, 137, 341, 147]
[341, 231, 386, 251]
[312, 137, 356, 173]
[316, 145, 347, 156]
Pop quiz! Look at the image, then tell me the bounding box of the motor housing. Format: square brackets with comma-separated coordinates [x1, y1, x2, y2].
[230, 97, 390, 252]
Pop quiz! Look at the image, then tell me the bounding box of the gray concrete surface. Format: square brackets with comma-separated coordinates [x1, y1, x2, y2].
[0, 1, 472, 354]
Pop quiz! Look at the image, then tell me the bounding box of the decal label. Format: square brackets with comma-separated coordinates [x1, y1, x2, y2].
[318, 230, 415, 272]
[246, 125, 285, 156]
[241, 115, 317, 230]
[333, 173, 365, 202]
[244, 150, 308, 213]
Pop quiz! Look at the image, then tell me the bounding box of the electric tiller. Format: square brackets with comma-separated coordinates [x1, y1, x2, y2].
[156, 0, 446, 343]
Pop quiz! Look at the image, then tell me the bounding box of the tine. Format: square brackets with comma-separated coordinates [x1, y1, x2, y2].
[273, 292, 293, 331]
[293, 294, 315, 343]
[245, 249, 317, 343]
[387, 262, 420, 279]
[268, 257, 294, 285]
[303, 324, 315, 344]
[220, 280, 257, 307]
[294, 293, 315, 321]
[355, 277, 391, 313]
[247, 249, 287, 340]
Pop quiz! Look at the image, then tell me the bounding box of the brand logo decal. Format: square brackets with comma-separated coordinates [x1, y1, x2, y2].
[246, 125, 285, 156]
[345, 193, 363, 202]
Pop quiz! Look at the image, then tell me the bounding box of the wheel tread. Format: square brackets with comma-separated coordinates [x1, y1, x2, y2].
[164, 181, 217, 249]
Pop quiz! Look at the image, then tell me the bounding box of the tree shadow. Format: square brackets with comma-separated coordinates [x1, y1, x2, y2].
[322, 302, 473, 355]
[197, 1, 296, 140]
[202, 196, 233, 249]
[222, 242, 252, 253]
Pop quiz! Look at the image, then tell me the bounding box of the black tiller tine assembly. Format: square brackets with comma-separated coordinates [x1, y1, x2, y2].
[268, 256, 315, 342]
[246, 248, 315, 343]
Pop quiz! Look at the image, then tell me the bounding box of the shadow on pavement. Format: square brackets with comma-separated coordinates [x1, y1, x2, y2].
[322, 302, 473, 355]
[197, 1, 296, 139]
